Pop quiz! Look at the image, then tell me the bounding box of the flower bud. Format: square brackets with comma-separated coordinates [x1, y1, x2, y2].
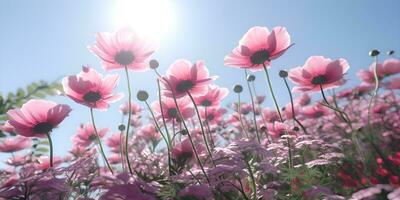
[369, 49, 380, 57]
[118, 124, 126, 131]
[233, 85, 243, 93]
[137, 90, 149, 101]
[149, 59, 159, 69]
[247, 74, 256, 82]
[279, 70, 288, 78]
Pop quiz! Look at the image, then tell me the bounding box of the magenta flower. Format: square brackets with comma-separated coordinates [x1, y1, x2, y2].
[89, 27, 157, 71]
[151, 97, 194, 122]
[119, 101, 142, 116]
[266, 122, 287, 138]
[224, 26, 292, 71]
[71, 123, 109, 146]
[62, 66, 123, 110]
[6, 99, 71, 138]
[288, 56, 349, 92]
[0, 136, 32, 153]
[161, 59, 216, 98]
[194, 85, 228, 107]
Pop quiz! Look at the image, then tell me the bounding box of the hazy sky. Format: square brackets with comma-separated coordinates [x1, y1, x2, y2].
[0, 0, 399, 161]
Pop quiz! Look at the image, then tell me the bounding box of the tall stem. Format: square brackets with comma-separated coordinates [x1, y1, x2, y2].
[282, 77, 307, 134]
[204, 106, 215, 149]
[123, 66, 133, 175]
[45, 132, 53, 168]
[262, 63, 283, 121]
[187, 91, 216, 167]
[90, 108, 114, 175]
[245, 70, 261, 143]
[262, 63, 292, 168]
[237, 93, 249, 138]
[144, 100, 172, 176]
[368, 56, 380, 129]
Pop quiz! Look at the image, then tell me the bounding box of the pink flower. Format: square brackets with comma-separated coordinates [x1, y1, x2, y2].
[171, 139, 194, 164]
[5, 154, 29, 166]
[224, 26, 292, 71]
[161, 59, 216, 98]
[89, 27, 157, 71]
[151, 97, 194, 122]
[71, 123, 109, 146]
[200, 106, 227, 125]
[0, 136, 32, 153]
[6, 99, 71, 138]
[294, 93, 311, 106]
[300, 104, 330, 118]
[137, 125, 160, 143]
[119, 101, 142, 116]
[262, 108, 280, 122]
[106, 132, 122, 153]
[62, 66, 123, 110]
[266, 122, 287, 138]
[386, 77, 400, 89]
[194, 85, 228, 107]
[288, 56, 349, 92]
[375, 58, 400, 77]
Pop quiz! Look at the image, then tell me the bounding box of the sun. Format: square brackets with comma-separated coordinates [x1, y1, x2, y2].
[114, 0, 174, 41]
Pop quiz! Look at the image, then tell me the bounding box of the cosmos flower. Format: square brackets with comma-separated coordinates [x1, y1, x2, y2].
[200, 106, 227, 125]
[151, 97, 194, 122]
[194, 85, 228, 107]
[300, 104, 330, 119]
[6, 99, 71, 138]
[71, 123, 109, 146]
[137, 125, 160, 143]
[0, 136, 32, 153]
[224, 26, 292, 71]
[89, 27, 157, 71]
[178, 184, 213, 200]
[161, 59, 217, 98]
[62, 66, 123, 110]
[288, 56, 349, 92]
[119, 101, 142, 116]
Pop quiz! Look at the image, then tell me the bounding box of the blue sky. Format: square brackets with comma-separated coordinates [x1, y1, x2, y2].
[0, 0, 399, 161]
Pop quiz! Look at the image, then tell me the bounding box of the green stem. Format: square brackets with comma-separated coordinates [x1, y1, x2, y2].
[90, 108, 114, 175]
[45, 132, 53, 168]
[123, 66, 133, 175]
[204, 106, 215, 149]
[144, 100, 172, 176]
[283, 77, 307, 134]
[262, 63, 283, 121]
[187, 91, 216, 167]
[262, 63, 292, 169]
[237, 93, 249, 138]
[245, 70, 261, 143]
[367, 56, 380, 129]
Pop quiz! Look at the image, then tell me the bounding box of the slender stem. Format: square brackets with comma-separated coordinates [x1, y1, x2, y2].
[90, 108, 114, 175]
[262, 63, 283, 121]
[283, 77, 307, 134]
[123, 66, 133, 175]
[237, 93, 249, 138]
[368, 56, 380, 129]
[45, 132, 53, 168]
[187, 91, 216, 167]
[144, 100, 172, 176]
[157, 80, 171, 145]
[204, 106, 215, 149]
[119, 130, 126, 171]
[262, 63, 292, 169]
[245, 70, 261, 143]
